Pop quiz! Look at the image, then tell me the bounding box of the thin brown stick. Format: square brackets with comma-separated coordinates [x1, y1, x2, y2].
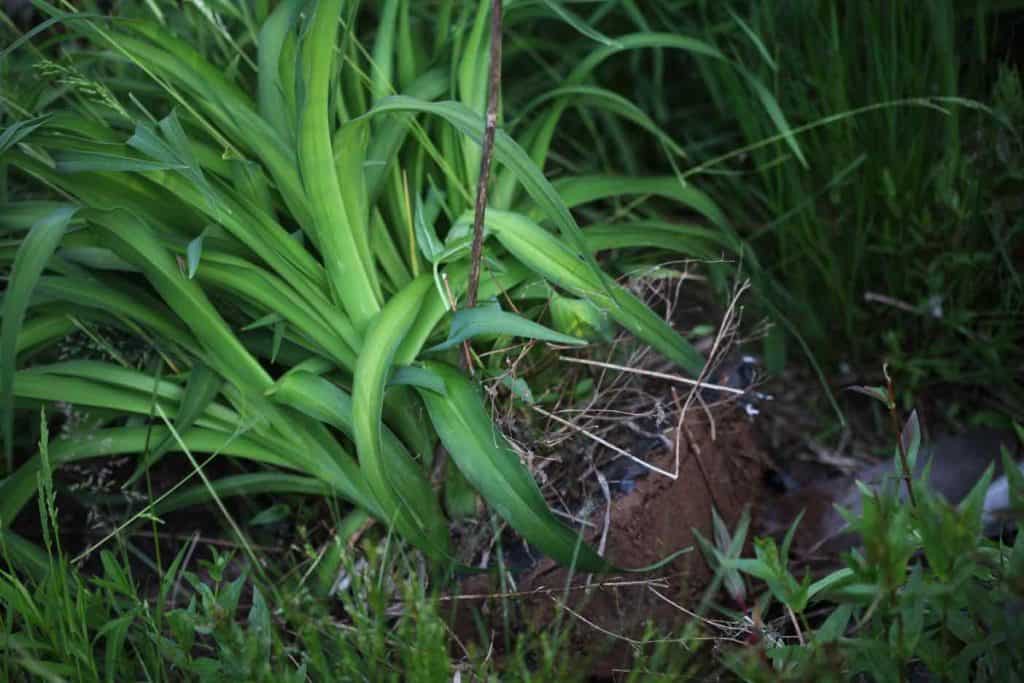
[464, 0, 502, 310]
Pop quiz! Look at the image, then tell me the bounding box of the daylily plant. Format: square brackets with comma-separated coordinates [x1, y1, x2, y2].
[0, 0, 785, 573]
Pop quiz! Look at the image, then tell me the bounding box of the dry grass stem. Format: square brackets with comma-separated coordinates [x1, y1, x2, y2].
[557, 356, 747, 395]
[530, 404, 678, 480]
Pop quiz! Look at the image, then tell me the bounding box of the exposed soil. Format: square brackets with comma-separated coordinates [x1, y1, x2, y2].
[450, 402, 768, 680]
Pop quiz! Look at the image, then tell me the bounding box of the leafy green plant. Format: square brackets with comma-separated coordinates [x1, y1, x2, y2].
[0, 0, 808, 572]
[8, 3, 1020, 677]
[713, 391, 1024, 680]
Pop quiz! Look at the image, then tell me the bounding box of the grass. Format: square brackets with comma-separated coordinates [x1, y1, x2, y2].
[1, 0, 1023, 679]
[0, 412, 707, 681]
[3, 400, 1022, 680]
[657, 1, 1022, 414]
[503, 0, 1023, 420]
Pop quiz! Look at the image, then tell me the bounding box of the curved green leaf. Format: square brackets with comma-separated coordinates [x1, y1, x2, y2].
[352, 275, 450, 559]
[87, 209, 272, 393]
[0, 426, 293, 531]
[153, 472, 330, 516]
[1, 205, 77, 467]
[366, 96, 606, 292]
[526, 33, 723, 170]
[34, 275, 201, 354]
[126, 361, 224, 485]
[53, 151, 187, 174]
[483, 210, 707, 374]
[516, 85, 683, 159]
[299, 0, 380, 328]
[270, 368, 435, 495]
[415, 361, 610, 571]
[582, 222, 723, 259]
[12, 314, 75, 357]
[0, 116, 51, 157]
[0, 202, 72, 233]
[551, 175, 729, 230]
[541, 0, 621, 47]
[427, 304, 586, 352]
[257, 0, 305, 135]
[0, 530, 50, 579]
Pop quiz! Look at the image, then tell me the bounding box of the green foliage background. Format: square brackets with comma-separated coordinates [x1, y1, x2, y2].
[1, 0, 1022, 680]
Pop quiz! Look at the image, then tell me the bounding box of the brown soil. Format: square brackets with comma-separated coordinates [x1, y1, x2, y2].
[449, 403, 768, 679]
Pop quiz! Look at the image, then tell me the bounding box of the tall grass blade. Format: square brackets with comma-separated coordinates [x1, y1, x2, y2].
[126, 361, 224, 485]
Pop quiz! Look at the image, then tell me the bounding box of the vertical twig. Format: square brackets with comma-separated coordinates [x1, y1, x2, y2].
[884, 363, 917, 507]
[464, 0, 503, 314]
[439, 1, 501, 490]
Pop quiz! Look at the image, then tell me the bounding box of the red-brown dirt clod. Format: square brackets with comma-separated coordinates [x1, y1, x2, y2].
[447, 404, 767, 679]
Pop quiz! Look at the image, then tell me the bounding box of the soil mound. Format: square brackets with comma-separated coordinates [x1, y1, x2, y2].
[450, 404, 766, 678]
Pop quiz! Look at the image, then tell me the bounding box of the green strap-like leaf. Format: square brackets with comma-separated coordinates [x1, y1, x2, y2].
[13, 365, 236, 432]
[363, 68, 448, 202]
[257, 0, 305, 136]
[366, 97, 607, 295]
[582, 222, 723, 260]
[0, 426, 292, 531]
[483, 210, 707, 374]
[270, 369, 435, 500]
[87, 208, 273, 393]
[33, 275, 202, 356]
[551, 175, 729, 229]
[513, 86, 683, 164]
[0, 530, 51, 580]
[455, 0, 492, 188]
[115, 23, 312, 227]
[352, 275, 451, 559]
[11, 314, 75, 357]
[371, 0, 402, 102]
[298, 0, 381, 329]
[526, 33, 724, 172]
[415, 361, 611, 571]
[0, 116, 51, 157]
[153, 472, 331, 516]
[196, 258, 359, 370]
[427, 304, 586, 352]
[541, 0, 621, 46]
[395, 259, 531, 365]
[53, 151, 187, 174]
[0, 202, 72, 233]
[1, 205, 77, 467]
